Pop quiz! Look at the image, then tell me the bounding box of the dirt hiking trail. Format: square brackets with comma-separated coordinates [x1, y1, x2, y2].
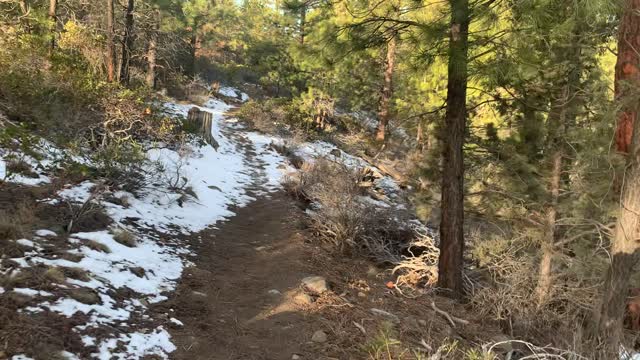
[157, 192, 324, 360]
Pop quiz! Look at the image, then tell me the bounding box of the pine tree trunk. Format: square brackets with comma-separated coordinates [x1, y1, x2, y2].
[593, 0, 640, 352]
[106, 0, 116, 82]
[416, 118, 424, 150]
[190, 20, 200, 79]
[48, 0, 57, 54]
[593, 120, 640, 354]
[615, 0, 640, 154]
[146, 6, 160, 88]
[299, 6, 306, 45]
[535, 148, 562, 306]
[534, 20, 583, 307]
[437, 0, 470, 298]
[376, 35, 397, 142]
[119, 0, 135, 85]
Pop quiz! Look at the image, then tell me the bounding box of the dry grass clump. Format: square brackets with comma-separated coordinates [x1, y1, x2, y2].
[1, 265, 66, 290]
[292, 158, 439, 287]
[61, 267, 91, 282]
[112, 228, 137, 247]
[0, 202, 37, 241]
[83, 239, 111, 253]
[0, 214, 21, 241]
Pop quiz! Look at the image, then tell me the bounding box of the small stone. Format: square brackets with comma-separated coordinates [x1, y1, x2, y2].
[268, 289, 282, 296]
[69, 288, 101, 305]
[311, 330, 327, 343]
[130, 267, 145, 278]
[301, 276, 328, 294]
[293, 292, 313, 305]
[357, 292, 366, 298]
[292, 355, 302, 360]
[418, 319, 427, 326]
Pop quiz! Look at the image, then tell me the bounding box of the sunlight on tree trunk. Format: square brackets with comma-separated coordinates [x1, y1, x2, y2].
[593, 0, 640, 352]
[376, 35, 397, 142]
[146, 6, 160, 88]
[106, 0, 116, 82]
[190, 20, 201, 79]
[48, 0, 57, 55]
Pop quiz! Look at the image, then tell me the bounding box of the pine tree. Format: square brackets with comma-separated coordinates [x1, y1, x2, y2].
[438, 0, 470, 297]
[593, 0, 640, 352]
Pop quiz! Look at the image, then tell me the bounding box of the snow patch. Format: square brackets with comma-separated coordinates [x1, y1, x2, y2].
[35, 229, 57, 237]
[13, 288, 53, 297]
[95, 327, 176, 360]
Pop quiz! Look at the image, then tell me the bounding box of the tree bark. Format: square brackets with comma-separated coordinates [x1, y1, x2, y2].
[48, 0, 57, 54]
[614, 0, 640, 154]
[375, 35, 397, 142]
[535, 148, 562, 306]
[593, 0, 640, 352]
[119, 0, 135, 85]
[106, 0, 116, 82]
[146, 5, 160, 88]
[190, 19, 200, 78]
[437, 0, 470, 298]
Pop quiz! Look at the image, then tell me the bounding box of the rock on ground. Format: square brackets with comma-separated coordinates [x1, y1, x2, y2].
[301, 276, 328, 294]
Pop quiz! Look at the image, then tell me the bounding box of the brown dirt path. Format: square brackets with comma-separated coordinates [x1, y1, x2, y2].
[158, 192, 324, 360]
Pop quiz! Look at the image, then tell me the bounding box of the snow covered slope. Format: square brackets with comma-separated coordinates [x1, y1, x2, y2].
[2, 91, 290, 360]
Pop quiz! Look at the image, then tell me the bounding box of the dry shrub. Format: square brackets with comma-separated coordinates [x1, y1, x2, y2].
[297, 158, 373, 252]
[295, 158, 439, 288]
[392, 227, 440, 288]
[468, 231, 603, 347]
[237, 99, 291, 136]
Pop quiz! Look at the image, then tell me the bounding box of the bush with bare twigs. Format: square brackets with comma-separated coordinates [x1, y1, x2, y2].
[467, 231, 607, 349]
[289, 157, 439, 287]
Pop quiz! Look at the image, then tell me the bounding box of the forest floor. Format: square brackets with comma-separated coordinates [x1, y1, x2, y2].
[0, 91, 504, 360]
[158, 192, 506, 360]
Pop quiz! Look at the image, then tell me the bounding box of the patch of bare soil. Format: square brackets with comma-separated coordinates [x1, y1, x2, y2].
[159, 190, 504, 360]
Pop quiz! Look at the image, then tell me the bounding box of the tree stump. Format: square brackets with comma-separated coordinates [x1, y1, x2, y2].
[186, 107, 219, 150]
